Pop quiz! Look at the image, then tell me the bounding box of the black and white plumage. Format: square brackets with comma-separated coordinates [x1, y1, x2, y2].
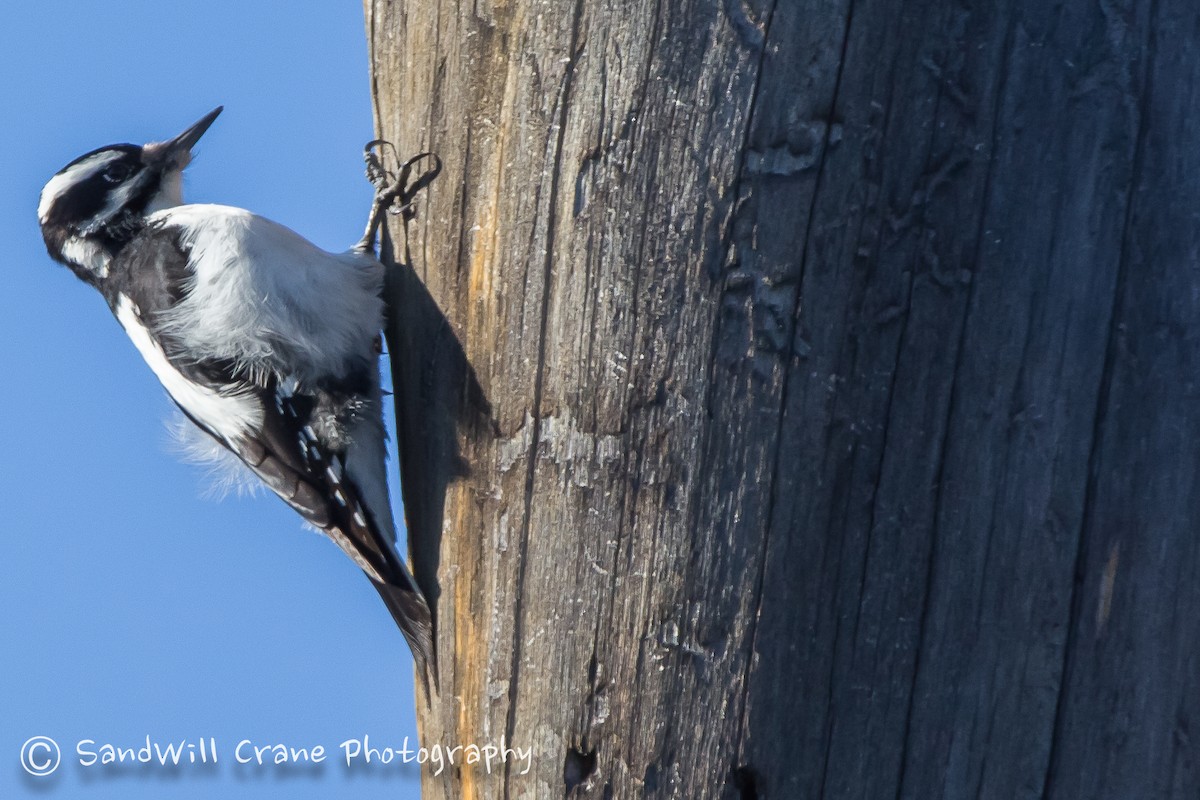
[37, 108, 433, 676]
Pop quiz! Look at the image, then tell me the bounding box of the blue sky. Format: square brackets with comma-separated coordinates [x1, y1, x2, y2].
[1, 3, 423, 798]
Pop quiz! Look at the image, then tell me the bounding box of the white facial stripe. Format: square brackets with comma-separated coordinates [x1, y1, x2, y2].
[83, 170, 153, 233]
[115, 295, 262, 444]
[37, 150, 126, 222]
[59, 236, 111, 278]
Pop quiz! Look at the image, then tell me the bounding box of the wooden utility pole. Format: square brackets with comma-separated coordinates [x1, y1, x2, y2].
[367, 0, 1200, 797]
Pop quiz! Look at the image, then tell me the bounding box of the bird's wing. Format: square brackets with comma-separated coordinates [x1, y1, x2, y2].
[106, 221, 433, 674]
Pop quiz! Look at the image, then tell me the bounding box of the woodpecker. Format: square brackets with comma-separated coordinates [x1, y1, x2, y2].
[37, 107, 433, 678]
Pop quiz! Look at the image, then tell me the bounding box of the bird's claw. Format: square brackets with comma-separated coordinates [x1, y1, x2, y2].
[356, 142, 441, 254]
[363, 139, 395, 191]
[363, 141, 440, 213]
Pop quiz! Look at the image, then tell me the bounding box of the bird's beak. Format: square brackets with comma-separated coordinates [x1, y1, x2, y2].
[170, 106, 223, 151]
[146, 106, 223, 166]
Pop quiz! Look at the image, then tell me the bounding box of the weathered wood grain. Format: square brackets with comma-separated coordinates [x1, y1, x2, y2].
[366, 0, 1200, 796]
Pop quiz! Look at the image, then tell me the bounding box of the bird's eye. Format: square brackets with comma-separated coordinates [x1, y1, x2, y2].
[102, 164, 133, 184]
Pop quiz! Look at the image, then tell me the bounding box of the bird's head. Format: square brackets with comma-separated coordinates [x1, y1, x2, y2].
[38, 106, 222, 283]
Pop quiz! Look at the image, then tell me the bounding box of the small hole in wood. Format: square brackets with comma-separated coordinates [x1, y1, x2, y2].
[563, 745, 598, 794]
[731, 765, 759, 800]
[643, 762, 660, 792]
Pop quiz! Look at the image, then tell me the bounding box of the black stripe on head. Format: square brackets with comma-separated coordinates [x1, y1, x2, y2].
[39, 145, 160, 232]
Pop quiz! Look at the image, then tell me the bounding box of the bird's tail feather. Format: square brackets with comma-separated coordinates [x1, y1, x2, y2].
[371, 576, 436, 697]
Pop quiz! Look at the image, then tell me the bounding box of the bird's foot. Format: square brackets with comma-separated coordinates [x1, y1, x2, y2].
[355, 141, 442, 254]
